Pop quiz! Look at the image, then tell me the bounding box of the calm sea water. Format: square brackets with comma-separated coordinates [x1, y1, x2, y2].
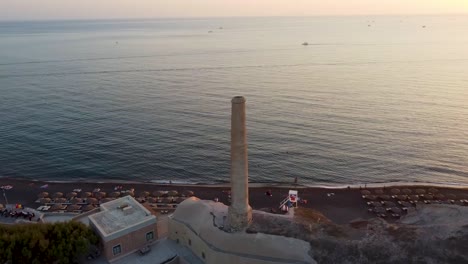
[1, 16, 468, 185]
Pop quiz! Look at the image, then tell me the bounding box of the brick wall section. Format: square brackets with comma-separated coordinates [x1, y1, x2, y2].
[103, 223, 157, 262]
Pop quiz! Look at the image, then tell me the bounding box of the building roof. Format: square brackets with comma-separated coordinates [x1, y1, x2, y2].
[171, 197, 315, 264]
[89, 196, 156, 241]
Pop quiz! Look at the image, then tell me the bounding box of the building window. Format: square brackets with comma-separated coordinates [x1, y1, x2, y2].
[188, 239, 191, 246]
[112, 245, 122, 256]
[146, 231, 154, 241]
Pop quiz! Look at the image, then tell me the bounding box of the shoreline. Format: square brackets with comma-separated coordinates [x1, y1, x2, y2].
[2, 177, 468, 190]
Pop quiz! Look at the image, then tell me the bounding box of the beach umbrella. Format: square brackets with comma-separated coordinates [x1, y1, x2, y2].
[176, 197, 187, 203]
[428, 188, 439, 194]
[109, 192, 121, 198]
[182, 190, 194, 197]
[55, 198, 67, 203]
[364, 195, 377, 201]
[162, 198, 172, 204]
[139, 191, 150, 198]
[82, 204, 95, 211]
[67, 205, 81, 212]
[434, 193, 445, 200]
[390, 188, 400, 195]
[87, 198, 98, 204]
[399, 201, 412, 207]
[382, 201, 396, 207]
[361, 190, 371, 195]
[168, 190, 179, 197]
[147, 197, 157, 204]
[396, 195, 408, 201]
[390, 207, 402, 214]
[152, 190, 165, 197]
[446, 194, 456, 199]
[379, 195, 391, 200]
[51, 204, 64, 210]
[38, 192, 49, 198]
[94, 192, 106, 199]
[52, 192, 64, 199]
[374, 189, 384, 195]
[425, 194, 434, 200]
[39, 198, 51, 204]
[100, 198, 114, 204]
[66, 192, 77, 199]
[373, 207, 386, 214]
[71, 198, 84, 204]
[409, 195, 420, 201]
[415, 189, 426, 195]
[80, 192, 92, 198]
[402, 189, 412, 195]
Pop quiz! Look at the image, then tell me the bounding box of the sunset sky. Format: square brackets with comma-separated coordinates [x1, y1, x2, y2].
[1, 0, 468, 21]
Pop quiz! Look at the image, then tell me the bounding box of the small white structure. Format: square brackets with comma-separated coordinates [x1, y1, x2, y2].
[279, 190, 299, 210]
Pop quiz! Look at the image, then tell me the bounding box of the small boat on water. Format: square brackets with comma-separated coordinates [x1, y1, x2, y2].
[302, 42, 309, 46]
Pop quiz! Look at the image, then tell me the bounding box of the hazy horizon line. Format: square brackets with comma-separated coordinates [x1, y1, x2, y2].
[1, 13, 467, 23]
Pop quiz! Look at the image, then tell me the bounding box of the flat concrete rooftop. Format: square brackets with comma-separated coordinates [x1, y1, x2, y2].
[89, 196, 155, 237]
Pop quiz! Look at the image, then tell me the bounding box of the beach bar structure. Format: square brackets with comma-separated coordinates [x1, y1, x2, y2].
[88, 196, 157, 262]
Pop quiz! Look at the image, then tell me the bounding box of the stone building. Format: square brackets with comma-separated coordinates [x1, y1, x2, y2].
[88, 195, 157, 262]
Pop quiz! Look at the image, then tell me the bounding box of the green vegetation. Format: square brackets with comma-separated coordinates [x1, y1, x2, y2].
[0, 221, 99, 264]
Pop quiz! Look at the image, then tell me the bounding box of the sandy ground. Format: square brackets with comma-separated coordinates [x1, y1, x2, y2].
[1, 178, 467, 224]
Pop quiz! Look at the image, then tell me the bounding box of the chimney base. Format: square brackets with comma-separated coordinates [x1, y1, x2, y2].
[227, 205, 252, 231]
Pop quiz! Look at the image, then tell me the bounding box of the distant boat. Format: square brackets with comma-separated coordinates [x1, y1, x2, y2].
[208, 31, 213, 33]
[302, 42, 309, 46]
[219, 27, 223, 29]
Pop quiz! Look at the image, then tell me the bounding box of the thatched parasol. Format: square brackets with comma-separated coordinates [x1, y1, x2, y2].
[38, 192, 49, 198]
[67, 205, 81, 211]
[94, 192, 106, 199]
[176, 197, 187, 203]
[109, 192, 121, 198]
[51, 204, 65, 210]
[428, 188, 439, 194]
[409, 195, 420, 201]
[52, 192, 64, 199]
[39, 198, 51, 204]
[402, 189, 412, 195]
[100, 198, 114, 204]
[139, 191, 150, 198]
[82, 204, 95, 211]
[446, 194, 456, 199]
[147, 197, 157, 204]
[80, 192, 92, 198]
[379, 195, 391, 200]
[55, 198, 67, 203]
[396, 195, 408, 201]
[182, 190, 194, 197]
[382, 201, 396, 207]
[361, 190, 371, 195]
[152, 190, 165, 197]
[415, 189, 426, 195]
[168, 190, 179, 197]
[364, 195, 377, 201]
[434, 193, 445, 200]
[399, 201, 412, 207]
[374, 189, 384, 195]
[162, 198, 172, 204]
[71, 198, 84, 204]
[390, 188, 400, 195]
[66, 192, 77, 199]
[373, 207, 386, 214]
[87, 198, 98, 204]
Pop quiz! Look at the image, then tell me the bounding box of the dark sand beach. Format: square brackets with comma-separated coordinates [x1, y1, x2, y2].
[1, 178, 467, 224]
